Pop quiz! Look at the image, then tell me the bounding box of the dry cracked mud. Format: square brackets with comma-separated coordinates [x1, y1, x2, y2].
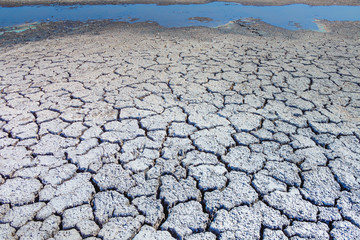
[0, 21, 360, 240]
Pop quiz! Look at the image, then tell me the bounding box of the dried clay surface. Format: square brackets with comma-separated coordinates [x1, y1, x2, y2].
[0, 22, 360, 240]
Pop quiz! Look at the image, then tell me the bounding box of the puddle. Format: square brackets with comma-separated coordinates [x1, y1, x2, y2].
[0, 22, 39, 34]
[0, 2, 360, 32]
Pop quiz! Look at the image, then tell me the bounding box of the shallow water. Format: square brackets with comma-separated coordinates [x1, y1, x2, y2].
[1, 2, 360, 31]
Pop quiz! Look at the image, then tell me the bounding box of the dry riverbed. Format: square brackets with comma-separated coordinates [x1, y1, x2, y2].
[0, 20, 360, 239]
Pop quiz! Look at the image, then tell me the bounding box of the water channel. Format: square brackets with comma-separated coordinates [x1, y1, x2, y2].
[1, 2, 360, 32]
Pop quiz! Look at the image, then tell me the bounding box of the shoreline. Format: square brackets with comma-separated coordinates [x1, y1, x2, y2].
[1, 0, 360, 7]
[1, 19, 359, 49]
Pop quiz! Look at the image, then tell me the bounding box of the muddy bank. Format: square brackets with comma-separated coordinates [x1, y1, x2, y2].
[1, 18, 359, 49]
[1, 0, 360, 7]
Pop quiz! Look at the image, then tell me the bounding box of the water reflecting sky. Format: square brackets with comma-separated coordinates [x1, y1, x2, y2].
[1, 2, 360, 31]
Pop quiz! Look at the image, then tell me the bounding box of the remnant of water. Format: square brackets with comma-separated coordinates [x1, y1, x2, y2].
[188, 17, 213, 22]
[0, 22, 39, 35]
[314, 19, 331, 32]
[0, 2, 360, 31]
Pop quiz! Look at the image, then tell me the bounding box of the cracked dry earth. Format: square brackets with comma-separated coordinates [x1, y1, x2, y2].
[0, 25, 360, 240]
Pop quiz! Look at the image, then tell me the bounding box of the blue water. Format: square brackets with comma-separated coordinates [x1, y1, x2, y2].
[0, 2, 360, 31]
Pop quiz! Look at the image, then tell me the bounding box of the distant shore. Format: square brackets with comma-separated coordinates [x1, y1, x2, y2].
[1, 0, 360, 7]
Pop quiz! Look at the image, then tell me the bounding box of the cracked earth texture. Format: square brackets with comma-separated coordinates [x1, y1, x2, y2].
[0, 23, 360, 240]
